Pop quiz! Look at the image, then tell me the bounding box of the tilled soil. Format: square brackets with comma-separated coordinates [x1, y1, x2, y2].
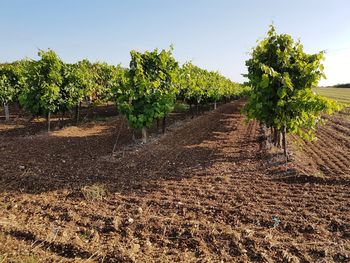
[294, 112, 350, 177]
[0, 100, 349, 262]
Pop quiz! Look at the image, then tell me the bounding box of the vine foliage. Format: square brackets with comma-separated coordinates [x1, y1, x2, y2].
[243, 25, 340, 158]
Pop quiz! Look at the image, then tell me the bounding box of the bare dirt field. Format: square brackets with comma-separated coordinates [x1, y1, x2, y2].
[0, 100, 349, 262]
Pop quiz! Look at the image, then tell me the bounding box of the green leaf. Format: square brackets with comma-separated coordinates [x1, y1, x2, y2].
[259, 74, 269, 88]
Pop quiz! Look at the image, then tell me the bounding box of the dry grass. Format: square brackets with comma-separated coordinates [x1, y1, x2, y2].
[314, 87, 350, 105]
[52, 124, 112, 138]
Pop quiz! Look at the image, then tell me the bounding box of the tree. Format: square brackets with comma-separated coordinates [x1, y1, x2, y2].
[177, 63, 241, 112]
[178, 63, 208, 113]
[207, 71, 222, 109]
[0, 64, 18, 121]
[60, 60, 95, 123]
[19, 49, 63, 132]
[117, 47, 179, 142]
[91, 62, 125, 104]
[243, 25, 340, 159]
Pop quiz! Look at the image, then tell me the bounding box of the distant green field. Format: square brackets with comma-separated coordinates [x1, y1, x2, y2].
[313, 87, 350, 105]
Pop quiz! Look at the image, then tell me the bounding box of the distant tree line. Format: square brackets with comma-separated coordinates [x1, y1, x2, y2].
[334, 83, 350, 88]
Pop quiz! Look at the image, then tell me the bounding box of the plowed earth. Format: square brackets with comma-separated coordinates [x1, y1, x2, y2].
[0, 100, 349, 262]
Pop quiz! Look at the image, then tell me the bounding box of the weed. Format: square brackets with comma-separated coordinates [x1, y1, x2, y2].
[81, 184, 107, 201]
[174, 102, 190, 112]
[20, 255, 39, 263]
[78, 229, 94, 242]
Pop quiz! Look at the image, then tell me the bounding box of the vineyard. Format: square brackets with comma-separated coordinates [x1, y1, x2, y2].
[0, 48, 245, 139]
[0, 26, 349, 262]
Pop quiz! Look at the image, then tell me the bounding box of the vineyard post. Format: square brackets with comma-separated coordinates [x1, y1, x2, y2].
[282, 124, 288, 160]
[75, 102, 80, 124]
[141, 127, 147, 143]
[273, 128, 282, 148]
[47, 111, 51, 133]
[4, 103, 9, 121]
[59, 111, 65, 128]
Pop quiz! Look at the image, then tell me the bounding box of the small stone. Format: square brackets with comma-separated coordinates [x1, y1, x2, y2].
[19, 165, 25, 170]
[132, 243, 140, 253]
[128, 218, 134, 224]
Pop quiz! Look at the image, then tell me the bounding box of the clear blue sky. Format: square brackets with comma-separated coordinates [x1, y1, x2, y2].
[1, 0, 350, 85]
